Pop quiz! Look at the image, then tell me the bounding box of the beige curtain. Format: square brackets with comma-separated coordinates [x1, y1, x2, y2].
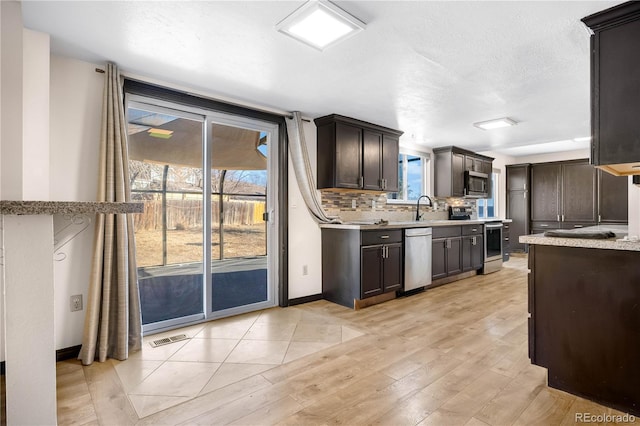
[285, 111, 341, 224]
[78, 63, 142, 365]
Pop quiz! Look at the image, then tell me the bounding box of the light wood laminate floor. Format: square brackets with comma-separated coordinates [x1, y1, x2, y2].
[55, 255, 638, 425]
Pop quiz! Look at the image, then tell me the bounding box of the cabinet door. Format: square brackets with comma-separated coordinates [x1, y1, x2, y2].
[464, 156, 474, 172]
[507, 190, 529, 252]
[432, 239, 447, 280]
[383, 243, 402, 292]
[446, 237, 462, 276]
[381, 134, 399, 192]
[481, 160, 493, 175]
[335, 122, 363, 189]
[598, 170, 628, 223]
[594, 17, 640, 167]
[361, 246, 383, 298]
[531, 163, 561, 221]
[452, 153, 465, 197]
[462, 236, 473, 272]
[507, 165, 529, 191]
[472, 234, 484, 270]
[562, 162, 597, 222]
[362, 130, 382, 190]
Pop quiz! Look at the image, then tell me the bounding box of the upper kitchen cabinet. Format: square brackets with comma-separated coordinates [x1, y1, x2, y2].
[582, 2, 640, 176]
[315, 114, 403, 191]
[434, 146, 493, 198]
[531, 160, 597, 225]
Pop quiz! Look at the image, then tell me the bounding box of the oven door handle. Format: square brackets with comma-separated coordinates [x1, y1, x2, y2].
[485, 223, 503, 229]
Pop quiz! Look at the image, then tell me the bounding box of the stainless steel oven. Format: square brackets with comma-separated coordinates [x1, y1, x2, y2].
[483, 221, 503, 274]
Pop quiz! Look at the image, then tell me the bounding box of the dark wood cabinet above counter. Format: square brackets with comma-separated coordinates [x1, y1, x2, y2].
[433, 146, 493, 198]
[582, 2, 640, 176]
[315, 114, 403, 191]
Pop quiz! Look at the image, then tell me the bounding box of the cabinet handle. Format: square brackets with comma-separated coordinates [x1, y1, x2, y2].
[524, 183, 527, 190]
[540, 224, 549, 227]
[562, 215, 565, 222]
[524, 192, 526, 199]
[446, 239, 451, 249]
[598, 215, 601, 223]
[557, 215, 560, 221]
[471, 228, 477, 232]
[380, 235, 390, 239]
[505, 237, 510, 241]
[574, 225, 583, 228]
[472, 236, 476, 245]
[358, 176, 364, 187]
[382, 178, 387, 190]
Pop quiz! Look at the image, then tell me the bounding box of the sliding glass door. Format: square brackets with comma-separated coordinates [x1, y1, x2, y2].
[126, 97, 278, 333]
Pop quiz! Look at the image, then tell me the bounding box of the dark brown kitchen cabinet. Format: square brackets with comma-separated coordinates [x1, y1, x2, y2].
[506, 164, 531, 253]
[462, 224, 484, 272]
[434, 146, 493, 198]
[432, 226, 462, 280]
[598, 169, 628, 223]
[530, 163, 561, 222]
[531, 160, 597, 225]
[502, 223, 510, 262]
[562, 162, 597, 223]
[322, 228, 402, 309]
[315, 114, 403, 191]
[582, 2, 640, 176]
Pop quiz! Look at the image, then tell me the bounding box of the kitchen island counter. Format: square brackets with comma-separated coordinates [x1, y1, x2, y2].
[523, 224, 640, 416]
[320, 217, 511, 230]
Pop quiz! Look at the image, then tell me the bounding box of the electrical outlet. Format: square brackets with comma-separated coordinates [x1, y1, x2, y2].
[371, 200, 376, 209]
[351, 199, 356, 209]
[70, 294, 83, 312]
[302, 265, 308, 276]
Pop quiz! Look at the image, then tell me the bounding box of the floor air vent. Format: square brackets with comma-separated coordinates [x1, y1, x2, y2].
[149, 334, 189, 348]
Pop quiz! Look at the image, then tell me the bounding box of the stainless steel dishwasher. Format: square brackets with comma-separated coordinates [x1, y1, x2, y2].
[404, 227, 432, 291]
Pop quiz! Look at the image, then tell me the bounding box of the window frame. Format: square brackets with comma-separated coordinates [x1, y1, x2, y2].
[477, 169, 500, 219]
[387, 148, 431, 204]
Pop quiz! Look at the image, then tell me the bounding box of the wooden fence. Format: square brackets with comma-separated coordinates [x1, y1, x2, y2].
[133, 199, 266, 231]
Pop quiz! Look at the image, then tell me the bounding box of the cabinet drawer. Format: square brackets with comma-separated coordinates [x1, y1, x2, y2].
[561, 222, 597, 230]
[361, 230, 402, 245]
[432, 226, 462, 239]
[530, 221, 560, 230]
[462, 224, 483, 235]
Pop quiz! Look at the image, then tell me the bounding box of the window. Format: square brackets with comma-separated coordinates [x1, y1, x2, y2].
[389, 149, 430, 202]
[477, 171, 500, 218]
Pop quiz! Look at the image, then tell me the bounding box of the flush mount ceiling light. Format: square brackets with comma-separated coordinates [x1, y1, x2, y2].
[473, 117, 518, 130]
[276, 0, 366, 51]
[573, 136, 591, 142]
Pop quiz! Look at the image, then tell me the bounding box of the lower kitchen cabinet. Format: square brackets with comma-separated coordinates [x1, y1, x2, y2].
[502, 222, 510, 262]
[322, 228, 402, 309]
[462, 224, 484, 272]
[361, 242, 402, 298]
[432, 226, 465, 280]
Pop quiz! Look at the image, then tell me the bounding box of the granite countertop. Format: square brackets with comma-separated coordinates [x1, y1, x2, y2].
[519, 224, 640, 251]
[320, 218, 511, 230]
[0, 201, 144, 215]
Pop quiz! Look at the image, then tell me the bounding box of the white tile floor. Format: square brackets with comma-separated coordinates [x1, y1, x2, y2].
[111, 307, 365, 418]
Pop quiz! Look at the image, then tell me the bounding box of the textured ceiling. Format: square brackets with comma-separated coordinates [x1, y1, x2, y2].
[21, 1, 623, 156]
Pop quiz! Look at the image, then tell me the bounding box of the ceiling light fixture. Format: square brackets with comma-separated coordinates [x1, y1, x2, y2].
[473, 117, 518, 130]
[573, 136, 591, 142]
[276, 0, 366, 51]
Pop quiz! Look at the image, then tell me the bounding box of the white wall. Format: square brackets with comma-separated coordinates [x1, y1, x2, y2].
[510, 148, 590, 165]
[50, 56, 103, 349]
[287, 120, 322, 299]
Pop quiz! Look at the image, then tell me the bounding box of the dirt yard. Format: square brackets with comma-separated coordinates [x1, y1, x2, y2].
[134, 224, 267, 267]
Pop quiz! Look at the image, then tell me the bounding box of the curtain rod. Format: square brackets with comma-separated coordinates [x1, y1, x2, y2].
[96, 67, 311, 122]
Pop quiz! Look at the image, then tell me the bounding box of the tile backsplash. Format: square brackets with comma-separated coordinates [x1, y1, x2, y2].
[320, 189, 476, 222]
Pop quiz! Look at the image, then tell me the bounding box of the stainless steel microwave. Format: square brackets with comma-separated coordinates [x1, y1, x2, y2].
[464, 170, 489, 197]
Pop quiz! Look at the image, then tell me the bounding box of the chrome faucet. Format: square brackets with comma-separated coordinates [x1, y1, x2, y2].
[415, 195, 433, 221]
